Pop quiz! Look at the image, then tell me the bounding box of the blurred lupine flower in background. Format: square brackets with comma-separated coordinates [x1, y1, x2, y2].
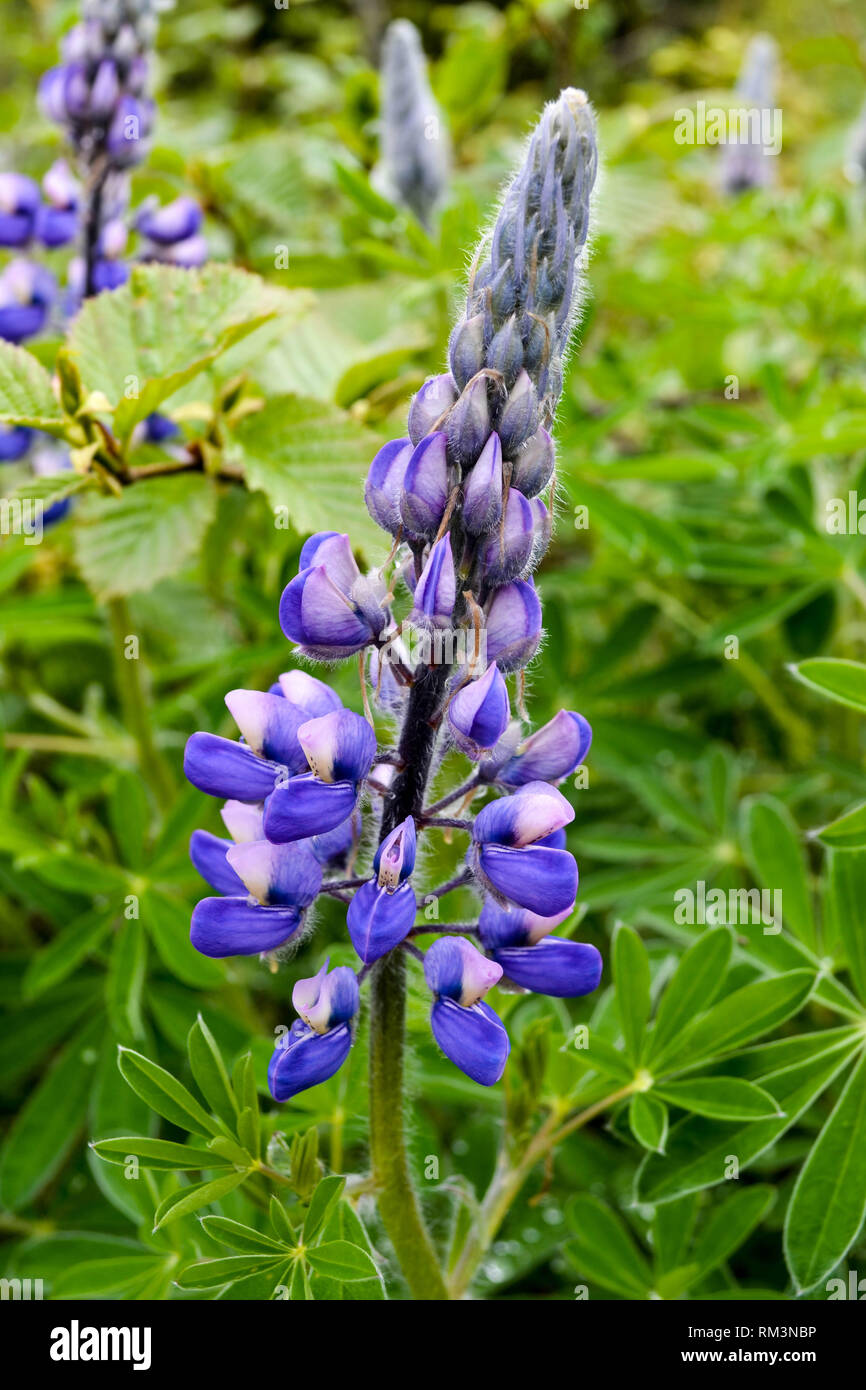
[0, 0, 205, 485]
[184, 88, 601, 1098]
[720, 34, 779, 195]
[374, 19, 450, 229]
[844, 97, 866, 184]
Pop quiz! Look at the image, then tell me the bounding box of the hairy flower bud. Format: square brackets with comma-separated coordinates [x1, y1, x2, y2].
[377, 20, 449, 229]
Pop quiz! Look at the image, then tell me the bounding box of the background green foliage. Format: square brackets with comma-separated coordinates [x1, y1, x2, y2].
[2, 0, 866, 1300]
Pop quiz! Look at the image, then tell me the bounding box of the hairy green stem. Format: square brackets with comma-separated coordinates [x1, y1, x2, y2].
[107, 597, 174, 809]
[368, 666, 450, 1300]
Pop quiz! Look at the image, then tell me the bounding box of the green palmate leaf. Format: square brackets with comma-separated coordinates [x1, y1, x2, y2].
[635, 1035, 861, 1205]
[660, 970, 815, 1072]
[564, 1195, 652, 1298]
[0, 1016, 102, 1211]
[656, 1077, 781, 1120]
[305, 1240, 379, 1282]
[824, 849, 866, 1005]
[22, 905, 115, 999]
[91, 1136, 234, 1171]
[647, 928, 732, 1065]
[567, 1031, 633, 1083]
[629, 1092, 668, 1153]
[0, 339, 66, 435]
[153, 1170, 250, 1231]
[188, 1015, 238, 1132]
[304, 1174, 346, 1244]
[199, 1215, 285, 1254]
[813, 801, 866, 850]
[691, 1186, 776, 1279]
[175, 1254, 284, 1290]
[613, 923, 651, 1065]
[117, 1047, 222, 1139]
[73, 474, 218, 600]
[789, 658, 866, 713]
[784, 1047, 866, 1293]
[741, 796, 815, 950]
[67, 264, 298, 440]
[233, 394, 383, 552]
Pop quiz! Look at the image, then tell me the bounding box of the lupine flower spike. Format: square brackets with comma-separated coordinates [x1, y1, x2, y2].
[375, 20, 450, 229]
[720, 34, 778, 195]
[184, 89, 601, 1104]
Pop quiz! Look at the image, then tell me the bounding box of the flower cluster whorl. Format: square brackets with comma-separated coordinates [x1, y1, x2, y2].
[183, 89, 603, 1101]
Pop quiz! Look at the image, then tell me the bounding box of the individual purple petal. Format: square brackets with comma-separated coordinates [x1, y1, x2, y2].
[220, 800, 264, 843]
[412, 534, 456, 628]
[299, 532, 360, 591]
[498, 710, 592, 786]
[473, 780, 574, 847]
[298, 708, 376, 784]
[279, 565, 380, 659]
[268, 1021, 353, 1102]
[226, 840, 322, 907]
[462, 432, 503, 536]
[365, 437, 413, 535]
[424, 935, 502, 1005]
[346, 879, 416, 963]
[189, 830, 246, 896]
[277, 669, 343, 718]
[191, 897, 303, 958]
[536, 827, 567, 850]
[183, 732, 284, 802]
[430, 997, 509, 1086]
[448, 663, 510, 759]
[490, 937, 602, 998]
[408, 372, 457, 445]
[473, 842, 578, 916]
[485, 579, 542, 673]
[373, 816, 416, 888]
[400, 431, 449, 540]
[511, 426, 555, 498]
[293, 961, 360, 1033]
[224, 689, 309, 773]
[478, 898, 574, 948]
[263, 774, 359, 844]
[480, 487, 535, 584]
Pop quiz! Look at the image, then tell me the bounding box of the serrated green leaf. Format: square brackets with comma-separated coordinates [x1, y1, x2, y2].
[73, 474, 218, 601]
[0, 339, 66, 434]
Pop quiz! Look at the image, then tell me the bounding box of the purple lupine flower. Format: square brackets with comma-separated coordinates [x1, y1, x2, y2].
[269, 962, 360, 1101]
[478, 899, 602, 997]
[492, 710, 592, 786]
[375, 20, 450, 230]
[448, 662, 510, 759]
[0, 260, 56, 343]
[183, 88, 601, 1101]
[137, 195, 207, 268]
[0, 173, 40, 247]
[0, 426, 33, 462]
[280, 532, 388, 659]
[720, 35, 779, 195]
[36, 161, 80, 247]
[412, 534, 456, 628]
[348, 816, 417, 962]
[264, 709, 376, 843]
[425, 937, 509, 1086]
